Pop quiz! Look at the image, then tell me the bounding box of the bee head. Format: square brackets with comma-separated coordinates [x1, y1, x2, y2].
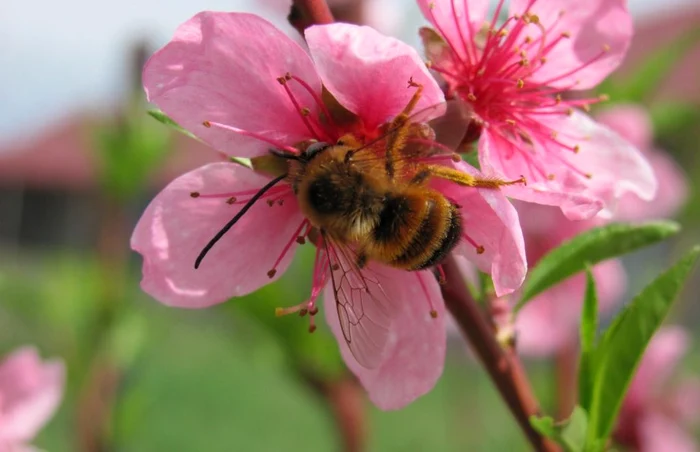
[300, 141, 331, 162]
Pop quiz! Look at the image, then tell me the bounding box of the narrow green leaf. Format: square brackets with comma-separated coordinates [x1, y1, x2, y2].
[578, 268, 598, 412]
[530, 407, 589, 452]
[586, 246, 700, 444]
[148, 109, 197, 139]
[530, 415, 557, 439]
[516, 221, 679, 310]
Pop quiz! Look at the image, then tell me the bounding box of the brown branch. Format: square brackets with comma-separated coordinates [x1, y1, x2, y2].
[289, 0, 335, 35]
[555, 339, 578, 420]
[441, 256, 560, 452]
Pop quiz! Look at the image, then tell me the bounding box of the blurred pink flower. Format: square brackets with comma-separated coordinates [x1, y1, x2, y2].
[514, 203, 626, 356]
[133, 12, 526, 409]
[596, 104, 688, 221]
[614, 327, 700, 452]
[0, 347, 65, 451]
[418, 0, 657, 220]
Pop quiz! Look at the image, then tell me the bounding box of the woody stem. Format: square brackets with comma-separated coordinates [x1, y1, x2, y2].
[441, 255, 560, 452]
[289, 0, 335, 35]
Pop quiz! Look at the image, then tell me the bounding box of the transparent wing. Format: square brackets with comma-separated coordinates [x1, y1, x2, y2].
[323, 234, 395, 369]
[349, 99, 473, 167]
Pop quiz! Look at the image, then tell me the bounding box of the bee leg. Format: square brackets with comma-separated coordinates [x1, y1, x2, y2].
[420, 164, 527, 189]
[356, 252, 368, 269]
[385, 79, 424, 181]
[408, 168, 432, 186]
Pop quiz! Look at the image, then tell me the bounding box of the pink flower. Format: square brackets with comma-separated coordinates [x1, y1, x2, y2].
[614, 327, 700, 452]
[133, 12, 527, 409]
[418, 0, 657, 220]
[596, 104, 688, 221]
[513, 203, 626, 356]
[0, 347, 65, 451]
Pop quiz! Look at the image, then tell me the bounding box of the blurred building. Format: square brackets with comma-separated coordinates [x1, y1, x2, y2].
[0, 4, 698, 251]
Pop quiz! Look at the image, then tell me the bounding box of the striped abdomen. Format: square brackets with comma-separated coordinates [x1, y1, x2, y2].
[368, 189, 462, 271]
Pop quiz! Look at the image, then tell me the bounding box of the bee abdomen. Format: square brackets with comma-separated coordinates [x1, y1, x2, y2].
[372, 192, 462, 271]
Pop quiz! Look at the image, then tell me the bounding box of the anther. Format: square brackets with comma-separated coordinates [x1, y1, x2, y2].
[540, 57, 547, 64]
[519, 58, 529, 67]
[561, 31, 571, 38]
[476, 246, 485, 255]
[524, 36, 532, 44]
[277, 199, 284, 206]
[430, 310, 439, 319]
[296, 236, 306, 245]
[202, 121, 211, 128]
[467, 93, 477, 101]
[267, 269, 277, 278]
[300, 107, 311, 116]
[582, 104, 591, 112]
[451, 153, 462, 162]
[266, 199, 275, 207]
[226, 196, 236, 204]
[309, 306, 319, 316]
[566, 108, 574, 116]
[548, 174, 556, 180]
[585, 173, 593, 179]
[550, 131, 558, 139]
[276, 76, 287, 85]
[555, 95, 562, 104]
[190, 191, 200, 198]
[308, 324, 317, 333]
[573, 145, 580, 153]
[331, 263, 340, 271]
[602, 44, 611, 52]
[299, 308, 308, 317]
[516, 79, 525, 89]
[425, 60, 433, 68]
[498, 30, 508, 37]
[599, 94, 610, 102]
[284, 72, 292, 81]
[506, 119, 517, 126]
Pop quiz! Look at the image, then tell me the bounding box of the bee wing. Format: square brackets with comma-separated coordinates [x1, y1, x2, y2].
[323, 235, 395, 369]
[348, 100, 473, 166]
[405, 99, 474, 155]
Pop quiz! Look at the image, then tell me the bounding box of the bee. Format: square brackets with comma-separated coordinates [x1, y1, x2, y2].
[195, 79, 524, 368]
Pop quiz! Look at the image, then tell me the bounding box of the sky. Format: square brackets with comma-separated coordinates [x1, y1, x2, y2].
[1, 0, 697, 147]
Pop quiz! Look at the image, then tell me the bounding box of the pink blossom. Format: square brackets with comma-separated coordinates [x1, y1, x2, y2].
[513, 203, 626, 357]
[418, 0, 657, 220]
[133, 12, 527, 409]
[596, 104, 688, 221]
[614, 327, 700, 452]
[0, 347, 65, 452]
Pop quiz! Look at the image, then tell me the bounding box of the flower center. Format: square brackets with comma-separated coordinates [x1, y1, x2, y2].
[426, 0, 612, 182]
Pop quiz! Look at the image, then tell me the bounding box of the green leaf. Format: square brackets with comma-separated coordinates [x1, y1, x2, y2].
[596, 27, 700, 103]
[148, 109, 198, 140]
[578, 268, 598, 412]
[586, 246, 700, 445]
[530, 407, 588, 452]
[516, 221, 679, 310]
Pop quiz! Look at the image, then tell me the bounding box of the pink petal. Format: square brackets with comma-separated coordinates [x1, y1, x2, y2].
[562, 111, 658, 218]
[638, 412, 698, 452]
[614, 148, 688, 221]
[417, 0, 490, 62]
[516, 258, 625, 357]
[324, 267, 446, 410]
[509, 0, 633, 90]
[436, 162, 527, 296]
[596, 104, 653, 150]
[143, 12, 321, 158]
[0, 348, 64, 443]
[305, 23, 444, 130]
[479, 129, 604, 221]
[628, 327, 690, 403]
[131, 163, 305, 308]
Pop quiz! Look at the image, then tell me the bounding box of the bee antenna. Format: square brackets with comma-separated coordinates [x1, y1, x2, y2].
[270, 149, 300, 160]
[194, 173, 288, 269]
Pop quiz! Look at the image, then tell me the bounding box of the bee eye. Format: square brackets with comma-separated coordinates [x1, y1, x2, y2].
[302, 142, 330, 161]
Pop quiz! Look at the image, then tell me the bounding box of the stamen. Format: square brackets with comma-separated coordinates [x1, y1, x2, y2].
[266, 219, 309, 279]
[416, 272, 438, 318]
[277, 76, 330, 141]
[202, 120, 298, 155]
[463, 232, 485, 254]
[288, 74, 339, 132]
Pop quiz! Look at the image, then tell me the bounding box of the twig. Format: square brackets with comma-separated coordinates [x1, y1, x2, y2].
[441, 256, 560, 452]
[289, 0, 335, 35]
